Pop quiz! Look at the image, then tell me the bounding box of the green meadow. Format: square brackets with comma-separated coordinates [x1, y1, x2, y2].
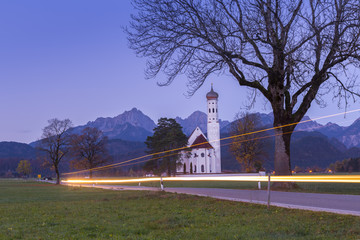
[1, 179, 360, 239]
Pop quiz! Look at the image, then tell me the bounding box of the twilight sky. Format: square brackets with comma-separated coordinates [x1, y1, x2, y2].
[1, 0, 360, 143]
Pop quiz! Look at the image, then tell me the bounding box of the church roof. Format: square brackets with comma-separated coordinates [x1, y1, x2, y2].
[206, 85, 219, 99]
[190, 134, 213, 149]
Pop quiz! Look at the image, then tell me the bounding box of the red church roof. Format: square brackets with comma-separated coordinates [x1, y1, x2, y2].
[190, 134, 213, 149]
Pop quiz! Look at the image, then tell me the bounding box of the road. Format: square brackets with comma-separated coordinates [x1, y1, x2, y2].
[64, 183, 360, 217]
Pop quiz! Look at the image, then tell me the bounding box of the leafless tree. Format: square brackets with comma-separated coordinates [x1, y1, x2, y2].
[70, 127, 111, 178]
[38, 118, 72, 184]
[128, 0, 360, 179]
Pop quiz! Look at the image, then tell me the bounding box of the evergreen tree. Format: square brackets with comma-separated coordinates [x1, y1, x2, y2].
[144, 118, 188, 176]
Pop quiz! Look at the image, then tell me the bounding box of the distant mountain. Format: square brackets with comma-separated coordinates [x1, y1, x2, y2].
[0, 141, 36, 159]
[296, 117, 360, 149]
[175, 111, 207, 136]
[294, 116, 323, 131]
[0, 141, 37, 176]
[290, 132, 345, 168]
[175, 111, 230, 136]
[71, 108, 156, 142]
[317, 122, 345, 138]
[220, 112, 273, 134]
[90, 107, 156, 132]
[339, 118, 360, 148]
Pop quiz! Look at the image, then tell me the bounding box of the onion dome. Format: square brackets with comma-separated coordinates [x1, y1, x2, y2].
[206, 85, 219, 100]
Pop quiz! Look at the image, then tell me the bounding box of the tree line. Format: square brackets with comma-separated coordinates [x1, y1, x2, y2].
[329, 158, 360, 173]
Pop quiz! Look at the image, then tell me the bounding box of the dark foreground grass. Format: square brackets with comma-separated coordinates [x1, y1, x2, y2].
[1, 179, 360, 240]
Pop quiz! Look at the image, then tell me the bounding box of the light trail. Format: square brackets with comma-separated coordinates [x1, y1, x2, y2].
[62, 175, 360, 184]
[63, 151, 181, 175]
[62, 108, 360, 176]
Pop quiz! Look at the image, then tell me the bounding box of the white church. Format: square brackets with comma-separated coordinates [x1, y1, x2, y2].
[177, 85, 222, 174]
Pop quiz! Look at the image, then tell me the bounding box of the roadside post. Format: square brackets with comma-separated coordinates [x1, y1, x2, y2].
[258, 171, 266, 189]
[160, 177, 164, 191]
[267, 174, 271, 210]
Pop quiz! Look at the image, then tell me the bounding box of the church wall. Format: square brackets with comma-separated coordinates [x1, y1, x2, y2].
[178, 148, 215, 174]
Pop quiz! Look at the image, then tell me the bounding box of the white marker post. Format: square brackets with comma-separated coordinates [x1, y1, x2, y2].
[160, 177, 164, 191]
[267, 174, 271, 210]
[258, 171, 266, 189]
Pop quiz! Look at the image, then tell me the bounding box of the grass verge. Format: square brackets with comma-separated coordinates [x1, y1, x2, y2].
[1, 179, 359, 239]
[96, 179, 360, 195]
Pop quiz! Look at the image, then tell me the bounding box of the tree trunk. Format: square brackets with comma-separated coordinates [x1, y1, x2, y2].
[55, 165, 60, 184]
[273, 126, 298, 189]
[89, 169, 93, 179]
[274, 128, 292, 175]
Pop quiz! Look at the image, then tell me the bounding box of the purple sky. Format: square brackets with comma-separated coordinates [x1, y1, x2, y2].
[1, 0, 360, 143]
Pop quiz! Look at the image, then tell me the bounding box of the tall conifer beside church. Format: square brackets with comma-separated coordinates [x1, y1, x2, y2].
[178, 85, 221, 174]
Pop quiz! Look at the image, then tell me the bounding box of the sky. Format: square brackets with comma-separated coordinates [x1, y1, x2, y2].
[1, 0, 360, 144]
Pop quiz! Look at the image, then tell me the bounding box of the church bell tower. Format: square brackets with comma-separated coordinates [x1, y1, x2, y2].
[206, 85, 221, 173]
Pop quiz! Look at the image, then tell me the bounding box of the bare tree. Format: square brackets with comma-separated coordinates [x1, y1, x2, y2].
[38, 118, 72, 184]
[230, 113, 265, 172]
[70, 127, 111, 178]
[128, 0, 360, 179]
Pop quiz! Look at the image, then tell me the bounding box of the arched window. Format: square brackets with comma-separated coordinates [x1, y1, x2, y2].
[201, 153, 204, 157]
[201, 165, 205, 172]
[212, 108, 214, 113]
[183, 163, 186, 173]
[216, 108, 218, 113]
[209, 108, 211, 113]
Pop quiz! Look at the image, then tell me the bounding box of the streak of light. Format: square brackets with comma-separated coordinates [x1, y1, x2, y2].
[62, 108, 360, 176]
[63, 151, 181, 176]
[62, 175, 360, 184]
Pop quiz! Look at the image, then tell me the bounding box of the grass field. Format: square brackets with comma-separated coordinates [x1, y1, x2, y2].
[1, 179, 360, 239]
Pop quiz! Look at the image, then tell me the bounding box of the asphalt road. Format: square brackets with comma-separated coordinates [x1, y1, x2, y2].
[64, 183, 360, 216]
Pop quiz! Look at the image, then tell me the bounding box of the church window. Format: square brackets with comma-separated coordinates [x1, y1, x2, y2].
[213, 118, 215, 120]
[216, 108, 218, 113]
[201, 165, 205, 172]
[201, 153, 204, 157]
[209, 108, 211, 113]
[212, 108, 214, 113]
